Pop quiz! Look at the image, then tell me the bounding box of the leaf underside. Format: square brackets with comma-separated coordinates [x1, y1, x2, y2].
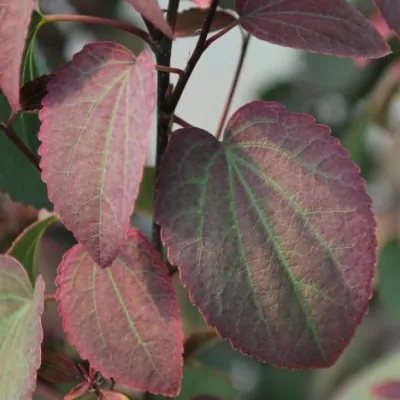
[38, 42, 156, 268]
[235, 0, 390, 57]
[56, 228, 183, 396]
[375, 0, 400, 37]
[0, 255, 45, 400]
[0, 0, 35, 112]
[155, 100, 376, 369]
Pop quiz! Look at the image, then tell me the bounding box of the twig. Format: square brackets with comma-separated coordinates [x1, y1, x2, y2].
[216, 34, 250, 140]
[156, 65, 185, 78]
[166, 0, 220, 113]
[0, 121, 40, 171]
[43, 14, 152, 45]
[44, 293, 56, 302]
[173, 115, 193, 128]
[205, 19, 239, 49]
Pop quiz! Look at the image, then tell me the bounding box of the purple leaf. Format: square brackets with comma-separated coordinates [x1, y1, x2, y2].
[372, 381, 400, 399]
[236, 0, 390, 58]
[0, 255, 45, 399]
[0, 0, 36, 112]
[375, 0, 400, 37]
[38, 43, 156, 268]
[56, 228, 183, 396]
[155, 100, 376, 368]
[124, 0, 173, 38]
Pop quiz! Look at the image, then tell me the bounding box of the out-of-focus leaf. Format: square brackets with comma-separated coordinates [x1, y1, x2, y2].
[99, 390, 130, 400]
[135, 166, 155, 214]
[236, 0, 390, 57]
[0, 0, 36, 111]
[38, 351, 82, 384]
[184, 330, 219, 359]
[19, 74, 54, 113]
[38, 43, 156, 268]
[371, 380, 400, 399]
[152, 366, 236, 400]
[0, 255, 45, 399]
[124, 0, 173, 38]
[375, 0, 400, 38]
[56, 228, 183, 396]
[332, 350, 400, 399]
[7, 213, 58, 283]
[377, 240, 400, 318]
[175, 9, 236, 38]
[155, 100, 376, 368]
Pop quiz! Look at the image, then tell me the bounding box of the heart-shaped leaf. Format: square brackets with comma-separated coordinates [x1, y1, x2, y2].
[7, 213, 59, 283]
[0, 255, 45, 399]
[375, 0, 400, 37]
[155, 100, 376, 368]
[236, 0, 390, 57]
[56, 228, 183, 396]
[38, 43, 156, 268]
[0, 0, 35, 112]
[124, 0, 173, 38]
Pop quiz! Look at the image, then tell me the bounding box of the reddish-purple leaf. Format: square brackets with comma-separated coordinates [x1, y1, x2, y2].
[371, 381, 400, 399]
[175, 9, 236, 38]
[375, 0, 400, 37]
[38, 351, 82, 384]
[56, 228, 183, 396]
[19, 74, 54, 113]
[236, 0, 390, 58]
[0, 0, 35, 112]
[38, 43, 155, 268]
[155, 100, 376, 368]
[0, 255, 45, 399]
[124, 0, 173, 38]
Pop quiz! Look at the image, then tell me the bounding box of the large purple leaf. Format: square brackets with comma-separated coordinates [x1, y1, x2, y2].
[0, 0, 35, 112]
[236, 0, 390, 57]
[56, 228, 183, 396]
[38, 43, 156, 268]
[375, 0, 400, 37]
[155, 101, 376, 368]
[124, 0, 173, 38]
[0, 255, 45, 399]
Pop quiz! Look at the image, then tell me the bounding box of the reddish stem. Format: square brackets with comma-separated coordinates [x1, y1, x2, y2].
[44, 293, 56, 302]
[205, 19, 240, 49]
[156, 65, 185, 77]
[43, 14, 152, 45]
[216, 34, 250, 140]
[173, 115, 193, 128]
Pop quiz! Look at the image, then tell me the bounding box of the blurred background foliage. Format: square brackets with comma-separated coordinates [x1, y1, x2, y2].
[3, 0, 400, 399]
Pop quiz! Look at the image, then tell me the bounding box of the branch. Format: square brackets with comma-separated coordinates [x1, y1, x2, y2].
[0, 120, 40, 171]
[173, 115, 193, 128]
[43, 14, 152, 45]
[166, 0, 220, 113]
[216, 34, 250, 140]
[205, 19, 239, 49]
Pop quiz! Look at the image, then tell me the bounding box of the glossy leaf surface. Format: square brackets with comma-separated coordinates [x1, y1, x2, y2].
[56, 228, 183, 396]
[0, 255, 45, 399]
[375, 0, 400, 37]
[39, 43, 155, 268]
[7, 214, 58, 283]
[152, 366, 236, 400]
[155, 101, 376, 368]
[236, 0, 390, 57]
[125, 0, 173, 38]
[0, 0, 35, 111]
[175, 9, 236, 37]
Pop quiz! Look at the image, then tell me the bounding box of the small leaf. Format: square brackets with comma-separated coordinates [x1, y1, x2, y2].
[0, 0, 36, 112]
[375, 0, 400, 38]
[56, 228, 183, 396]
[19, 74, 54, 113]
[155, 100, 376, 368]
[64, 381, 91, 400]
[175, 9, 236, 38]
[100, 390, 130, 400]
[7, 213, 58, 283]
[152, 366, 236, 400]
[371, 381, 400, 399]
[0, 255, 45, 399]
[124, 0, 173, 38]
[236, 0, 390, 57]
[38, 351, 83, 384]
[38, 43, 156, 268]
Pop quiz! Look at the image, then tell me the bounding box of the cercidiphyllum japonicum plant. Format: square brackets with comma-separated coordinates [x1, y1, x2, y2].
[0, 0, 397, 398]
